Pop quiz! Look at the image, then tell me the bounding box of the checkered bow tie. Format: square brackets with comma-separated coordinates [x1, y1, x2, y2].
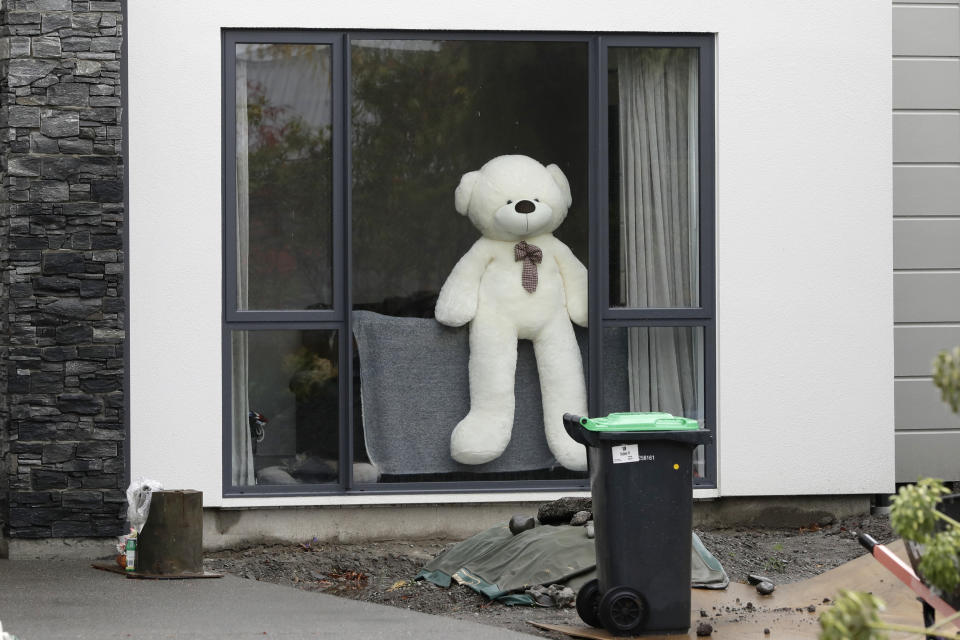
[514, 241, 542, 293]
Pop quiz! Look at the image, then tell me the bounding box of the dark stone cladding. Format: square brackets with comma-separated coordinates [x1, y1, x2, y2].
[0, 0, 125, 540]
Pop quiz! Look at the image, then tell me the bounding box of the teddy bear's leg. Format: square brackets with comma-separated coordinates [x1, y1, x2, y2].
[450, 318, 519, 465]
[533, 318, 588, 471]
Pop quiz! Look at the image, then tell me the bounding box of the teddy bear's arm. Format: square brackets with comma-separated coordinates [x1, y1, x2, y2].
[552, 240, 589, 327]
[435, 240, 492, 327]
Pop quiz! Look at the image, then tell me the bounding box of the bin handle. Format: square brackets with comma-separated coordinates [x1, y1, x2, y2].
[563, 413, 600, 448]
[654, 417, 687, 427]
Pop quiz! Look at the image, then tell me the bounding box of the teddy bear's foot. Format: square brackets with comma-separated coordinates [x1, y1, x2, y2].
[549, 439, 588, 472]
[450, 411, 513, 465]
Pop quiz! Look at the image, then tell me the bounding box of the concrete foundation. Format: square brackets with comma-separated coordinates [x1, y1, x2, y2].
[203, 502, 549, 550]
[692, 495, 872, 529]
[2, 495, 874, 557]
[203, 495, 873, 551]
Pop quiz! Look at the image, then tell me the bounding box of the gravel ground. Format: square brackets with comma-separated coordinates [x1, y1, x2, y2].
[204, 513, 895, 639]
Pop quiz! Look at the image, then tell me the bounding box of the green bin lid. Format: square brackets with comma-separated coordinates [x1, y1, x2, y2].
[579, 412, 700, 432]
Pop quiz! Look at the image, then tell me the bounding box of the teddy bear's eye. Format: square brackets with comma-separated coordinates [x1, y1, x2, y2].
[506, 200, 513, 204]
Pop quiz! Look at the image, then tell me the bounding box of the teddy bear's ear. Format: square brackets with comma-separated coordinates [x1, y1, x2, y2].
[454, 171, 481, 215]
[546, 163, 573, 209]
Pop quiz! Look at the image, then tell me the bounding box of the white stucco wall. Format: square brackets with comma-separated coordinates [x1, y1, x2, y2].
[128, 1, 894, 506]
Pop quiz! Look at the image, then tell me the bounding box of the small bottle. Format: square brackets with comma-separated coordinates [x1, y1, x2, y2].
[125, 537, 136, 572]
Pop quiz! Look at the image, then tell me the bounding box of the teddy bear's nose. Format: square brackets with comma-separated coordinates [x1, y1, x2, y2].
[514, 200, 536, 214]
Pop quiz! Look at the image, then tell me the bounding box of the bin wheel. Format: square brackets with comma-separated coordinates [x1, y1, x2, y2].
[598, 586, 646, 635]
[575, 579, 602, 628]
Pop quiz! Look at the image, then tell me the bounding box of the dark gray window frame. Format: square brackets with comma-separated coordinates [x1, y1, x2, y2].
[221, 30, 716, 497]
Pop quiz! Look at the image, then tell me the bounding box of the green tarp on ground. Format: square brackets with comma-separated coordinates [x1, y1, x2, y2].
[416, 523, 729, 606]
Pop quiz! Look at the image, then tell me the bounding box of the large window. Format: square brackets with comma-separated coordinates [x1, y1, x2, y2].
[223, 32, 715, 495]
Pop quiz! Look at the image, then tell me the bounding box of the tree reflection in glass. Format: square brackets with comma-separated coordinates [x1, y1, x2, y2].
[236, 43, 334, 311]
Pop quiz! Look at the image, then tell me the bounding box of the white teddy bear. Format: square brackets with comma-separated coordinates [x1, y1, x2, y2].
[435, 155, 588, 471]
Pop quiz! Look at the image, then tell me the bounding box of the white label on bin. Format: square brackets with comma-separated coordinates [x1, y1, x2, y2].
[612, 444, 648, 464]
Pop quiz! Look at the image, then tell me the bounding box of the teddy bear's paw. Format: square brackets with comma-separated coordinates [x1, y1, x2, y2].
[434, 299, 475, 327]
[450, 412, 512, 465]
[551, 441, 588, 472]
[566, 302, 589, 328]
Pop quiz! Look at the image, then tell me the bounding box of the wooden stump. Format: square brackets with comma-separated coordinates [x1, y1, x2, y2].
[137, 490, 203, 575]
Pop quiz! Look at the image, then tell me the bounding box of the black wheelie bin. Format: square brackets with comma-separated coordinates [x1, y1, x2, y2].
[563, 412, 712, 636]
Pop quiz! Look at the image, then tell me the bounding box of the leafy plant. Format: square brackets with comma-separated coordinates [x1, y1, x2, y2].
[820, 590, 888, 640]
[891, 478, 960, 594]
[933, 347, 960, 414]
[818, 478, 960, 639]
[890, 479, 953, 546]
[763, 555, 787, 573]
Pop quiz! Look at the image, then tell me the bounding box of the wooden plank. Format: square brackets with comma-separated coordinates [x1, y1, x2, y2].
[894, 6, 960, 56]
[893, 113, 960, 163]
[893, 60, 960, 109]
[895, 325, 960, 376]
[894, 218, 960, 269]
[894, 378, 960, 429]
[894, 272, 960, 322]
[896, 431, 960, 482]
[894, 166, 960, 216]
[91, 562, 222, 580]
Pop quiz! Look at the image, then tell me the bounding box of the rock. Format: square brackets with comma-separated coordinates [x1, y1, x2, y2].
[570, 510, 592, 526]
[764, 629, 771, 635]
[524, 584, 575, 608]
[56, 392, 103, 415]
[537, 497, 592, 525]
[524, 585, 554, 607]
[696, 622, 713, 636]
[40, 110, 80, 138]
[584, 522, 595, 538]
[509, 515, 536, 535]
[42, 443, 76, 464]
[747, 574, 774, 585]
[806, 604, 816, 613]
[548, 584, 575, 608]
[8, 59, 56, 87]
[756, 581, 775, 595]
[700, 609, 708, 617]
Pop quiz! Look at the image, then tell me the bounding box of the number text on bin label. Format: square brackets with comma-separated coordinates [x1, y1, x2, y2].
[612, 444, 652, 464]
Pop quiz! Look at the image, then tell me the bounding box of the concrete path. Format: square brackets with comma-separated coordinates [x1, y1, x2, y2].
[0, 559, 539, 639]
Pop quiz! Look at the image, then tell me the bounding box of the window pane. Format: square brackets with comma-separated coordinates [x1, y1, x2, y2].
[602, 326, 705, 479]
[235, 43, 334, 311]
[350, 39, 589, 317]
[348, 39, 589, 483]
[230, 330, 339, 487]
[609, 48, 699, 308]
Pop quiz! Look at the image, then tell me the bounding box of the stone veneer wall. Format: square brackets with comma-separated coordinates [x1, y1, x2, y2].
[0, 0, 125, 540]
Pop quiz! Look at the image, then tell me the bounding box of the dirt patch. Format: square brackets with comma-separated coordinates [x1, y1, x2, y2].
[203, 513, 894, 639]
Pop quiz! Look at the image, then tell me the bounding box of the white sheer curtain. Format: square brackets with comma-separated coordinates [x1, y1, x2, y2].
[616, 48, 702, 418]
[232, 57, 255, 486]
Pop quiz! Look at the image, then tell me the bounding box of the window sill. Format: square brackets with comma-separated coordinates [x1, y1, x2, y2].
[212, 487, 719, 507]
